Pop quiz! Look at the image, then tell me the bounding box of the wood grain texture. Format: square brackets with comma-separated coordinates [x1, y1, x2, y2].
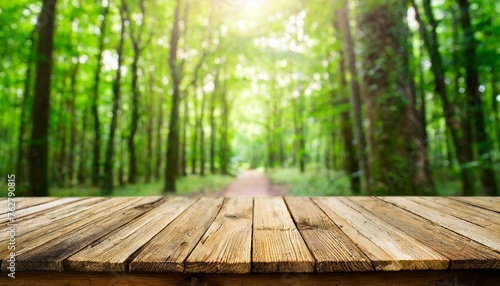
[3, 270, 500, 286]
[284, 197, 373, 272]
[0, 197, 58, 215]
[252, 197, 314, 273]
[416, 197, 500, 232]
[314, 197, 449, 271]
[66, 197, 197, 272]
[381, 197, 500, 251]
[186, 197, 253, 273]
[129, 197, 224, 272]
[3, 197, 162, 271]
[2, 196, 498, 275]
[0, 197, 87, 224]
[451, 197, 500, 213]
[0, 197, 108, 258]
[349, 197, 500, 269]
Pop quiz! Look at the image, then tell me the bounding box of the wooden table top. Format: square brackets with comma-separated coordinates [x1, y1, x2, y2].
[1, 196, 499, 273]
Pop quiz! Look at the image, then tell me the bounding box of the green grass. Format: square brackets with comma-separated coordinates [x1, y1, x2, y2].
[48, 174, 233, 197]
[267, 167, 352, 196]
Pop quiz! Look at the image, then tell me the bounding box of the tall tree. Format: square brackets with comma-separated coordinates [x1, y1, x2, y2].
[209, 72, 219, 174]
[456, 0, 497, 195]
[412, 0, 474, 195]
[219, 72, 231, 175]
[67, 57, 80, 185]
[359, 0, 434, 195]
[125, 0, 151, 183]
[16, 29, 36, 185]
[91, 0, 109, 187]
[102, 0, 126, 195]
[337, 0, 370, 194]
[28, 0, 57, 196]
[164, 0, 184, 193]
[145, 70, 155, 182]
[337, 48, 361, 194]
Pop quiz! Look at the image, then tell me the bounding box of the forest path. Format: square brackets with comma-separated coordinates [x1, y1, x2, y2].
[215, 170, 287, 197]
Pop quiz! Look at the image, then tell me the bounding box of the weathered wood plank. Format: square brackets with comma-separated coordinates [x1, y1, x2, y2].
[66, 197, 197, 272]
[11, 197, 163, 271]
[0, 197, 107, 247]
[186, 197, 253, 273]
[3, 270, 500, 286]
[451, 197, 500, 213]
[314, 197, 449, 271]
[381, 197, 500, 251]
[313, 198, 394, 268]
[348, 197, 500, 269]
[416, 197, 500, 232]
[284, 197, 373, 272]
[0, 197, 86, 224]
[129, 197, 224, 272]
[252, 197, 315, 273]
[0, 197, 59, 215]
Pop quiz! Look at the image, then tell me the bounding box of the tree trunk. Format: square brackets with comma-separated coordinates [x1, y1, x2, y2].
[456, 0, 497, 195]
[53, 81, 68, 187]
[145, 72, 154, 183]
[338, 0, 370, 194]
[126, 0, 148, 184]
[181, 88, 189, 177]
[209, 74, 218, 174]
[293, 91, 306, 174]
[413, 0, 474, 194]
[77, 107, 88, 184]
[67, 59, 79, 186]
[199, 88, 207, 177]
[337, 46, 361, 194]
[28, 0, 57, 196]
[91, 1, 109, 187]
[164, 0, 183, 193]
[128, 50, 140, 183]
[219, 76, 230, 175]
[359, 1, 431, 195]
[155, 79, 163, 181]
[191, 86, 199, 175]
[16, 29, 36, 185]
[102, 1, 126, 195]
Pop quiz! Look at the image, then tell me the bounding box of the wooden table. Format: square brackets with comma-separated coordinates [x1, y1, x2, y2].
[1, 196, 499, 285]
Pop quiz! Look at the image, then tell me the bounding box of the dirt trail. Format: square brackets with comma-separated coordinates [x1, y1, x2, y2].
[215, 170, 287, 197]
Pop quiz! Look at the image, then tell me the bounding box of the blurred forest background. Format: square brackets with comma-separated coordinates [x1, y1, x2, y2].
[0, 0, 498, 197]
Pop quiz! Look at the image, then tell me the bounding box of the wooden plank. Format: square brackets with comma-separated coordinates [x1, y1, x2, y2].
[66, 197, 197, 272]
[11, 197, 163, 271]
[3, 270, 500, 286]
[130, 197, 224, 272]
[348, 197, 500, 269]
[186, 197, 253, 273]
[313, 198, 395, 269]
[416, 197, 500, 232]
[451, 197, 500, 213]
[0, 197, 108, 245]
[381, 197, 500, 251]
[0, 197, 86, 224]
[284, 197, 373, 272]
[314, 197, 448, 271]
[0, 197, 59, 215]
[0, 197, 146, 269]
[252, 197, 315, 273]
